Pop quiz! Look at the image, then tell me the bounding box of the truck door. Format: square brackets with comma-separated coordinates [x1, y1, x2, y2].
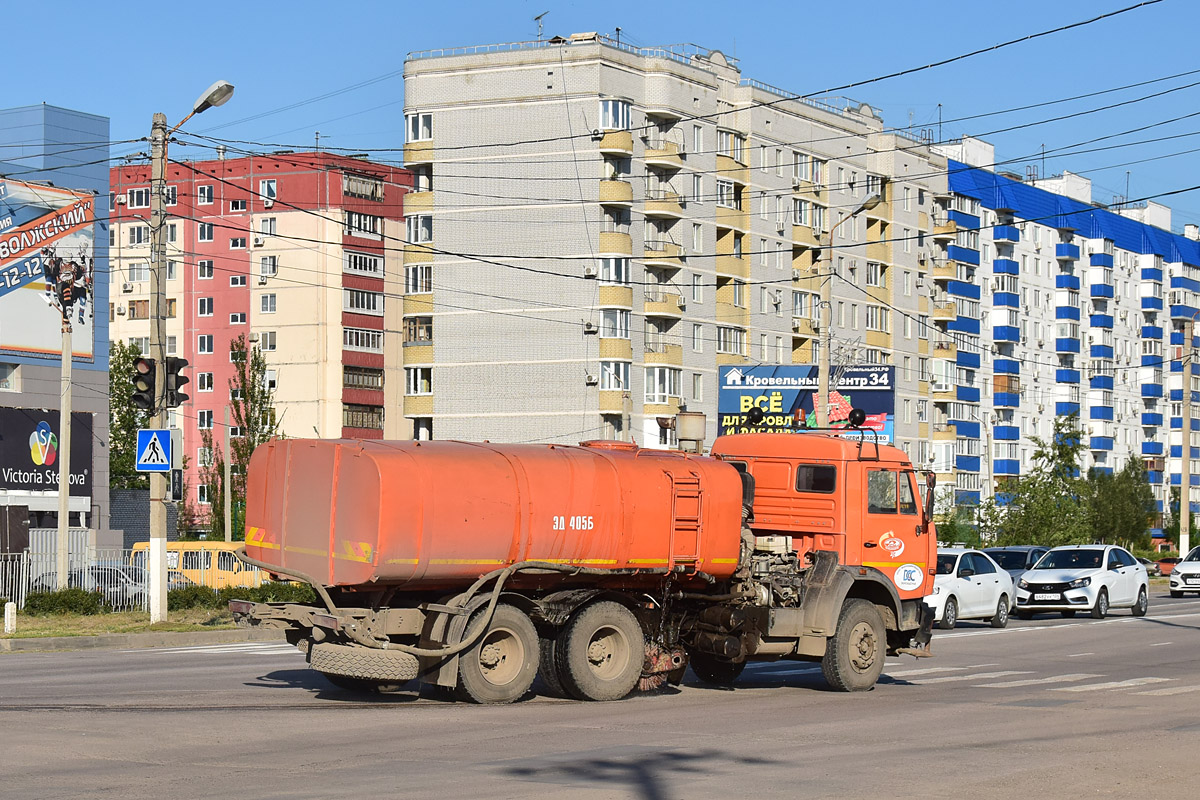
[861, 466, 926, 598]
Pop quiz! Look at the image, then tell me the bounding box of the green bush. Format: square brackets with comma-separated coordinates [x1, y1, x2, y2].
[216, 582, 317, 606]
[24, 588, 107, 616]
[167, 585, 222, 610]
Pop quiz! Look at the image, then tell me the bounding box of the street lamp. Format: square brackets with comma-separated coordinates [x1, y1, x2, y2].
[146, 80, 234, 623]
[816, 192, 882, 427]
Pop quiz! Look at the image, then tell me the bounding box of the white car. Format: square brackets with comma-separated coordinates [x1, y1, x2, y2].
[1168, 547, 1200, 597]
[927, 548, 1014, 629]
[1014, 544, 1148, 619]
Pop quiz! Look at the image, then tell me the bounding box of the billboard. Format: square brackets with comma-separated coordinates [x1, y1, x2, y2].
[718, 365, 895, 442]
[0, 178, 96, 360]
[0, 407, 94, 496]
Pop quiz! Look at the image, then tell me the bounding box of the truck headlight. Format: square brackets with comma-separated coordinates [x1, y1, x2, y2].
[1068, 576, 1091, 589]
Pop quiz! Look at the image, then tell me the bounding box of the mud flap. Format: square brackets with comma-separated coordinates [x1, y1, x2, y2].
[895, 602, 935, 658]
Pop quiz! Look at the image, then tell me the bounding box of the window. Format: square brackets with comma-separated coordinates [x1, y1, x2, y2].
[600, 309, 630, 339]
[344, 366, 384, 390]
[345, 251, 383, 275]
[692, 323, 704, 352]
[230, 199, 246, 212]
[126, 187, 150, 208]
[405, 367, 432, 395]
[344, 289, 383, 315]
[197, 447, 213, 467]
[343, 404, 384, 430]
[644, 366, 681, 404]
[600, 361, 630, 391]
[260, 256, 278, 277]
[865, 262, 886, 287]
[230, 312, 246, 324]
[599, 99, 631, 130]
[230, 274, 246, 287]
[198, 485, 210, 505]
[717, 130, 745, 163]
[264, 369, 277, 391]
[867, 470, 898, 514]
[129, 226, 150, 245]
[198, 298, 213, 316]
[0, 363, 16, 392]
[198, 410, 213, 429]
[197, 185, 214, 205]
[259, 217, 277, 236]
[865, 305, 889, 333]
[197, 335, 214, 354]
[796, 465, 837, 493]
[344, 327, 383, 352]
[260, 294, 276, 313]
[198, 260, 213, 279]
[404, 316, 433, 344]
[406, 112, 433, 141]
[692, 175, 703, 203]
[598, 257, 630, 285]
[198, 372, 213, 392]
[344, 173, 384, 201]
[405, 264, 432, 294]
[732, 280, 745, 308]
[259, 179, 277, 203]
[692, 273, 703, 303]
[260, 331, 277, 351]
[716, 180, 737, 208]
[230, 237, 247, 249]
[127, 300, 149, 320]
[716, 326, 746, 355]
[405, 214, 431, 243]
[198, 222, 214, 242]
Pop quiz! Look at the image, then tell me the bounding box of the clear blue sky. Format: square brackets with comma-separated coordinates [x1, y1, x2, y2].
[8, 0, 1200, 226]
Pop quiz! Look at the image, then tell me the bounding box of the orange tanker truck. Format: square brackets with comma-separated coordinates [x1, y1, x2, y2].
[231, 423, 937, 703]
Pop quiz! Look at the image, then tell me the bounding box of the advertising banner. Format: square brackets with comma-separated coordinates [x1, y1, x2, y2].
[718, 365, 895, 441]
[0, 408, 94, 496]
[0, 178, 96, 359]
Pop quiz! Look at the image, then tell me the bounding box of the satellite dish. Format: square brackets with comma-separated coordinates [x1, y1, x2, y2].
[848, 408, 867, 428]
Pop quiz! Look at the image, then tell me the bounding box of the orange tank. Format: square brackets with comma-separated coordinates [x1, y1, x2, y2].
[244, 439, 745, 590]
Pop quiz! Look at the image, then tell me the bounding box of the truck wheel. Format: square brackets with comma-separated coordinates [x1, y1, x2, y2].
[689, 651, 746, 687]
[558, 601, 644, 701]
[937, 597, 958, 630]
[455, 604, 539, 704]
[821, 599, 885, 692]
[538, 635, 569, 698]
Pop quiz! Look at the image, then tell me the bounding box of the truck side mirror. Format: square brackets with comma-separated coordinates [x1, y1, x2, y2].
[922, 471, 936, 535]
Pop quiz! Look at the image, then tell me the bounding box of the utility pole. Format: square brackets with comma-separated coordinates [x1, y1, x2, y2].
[55, 325, 72, 589]
[224, 405, 232, 542]
[1182, 318, 1194, 556]
[148, 111, 169, 622]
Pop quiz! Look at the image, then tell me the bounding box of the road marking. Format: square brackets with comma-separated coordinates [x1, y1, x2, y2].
[914, 671, 1032, 684]
[1067, 653, 1095, 658]
[974, 673, 1101, 688]
[1052, 677, 1173, 692]
[885, 663, 998, 679]
[122, 642, 296, 655]
[1134, 685, 1200, 696]
[1149, 642, 1173, 647]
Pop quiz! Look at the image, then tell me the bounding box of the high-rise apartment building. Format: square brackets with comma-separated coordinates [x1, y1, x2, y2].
[108, 153, 411, 513]
[402, 34, 946, 452]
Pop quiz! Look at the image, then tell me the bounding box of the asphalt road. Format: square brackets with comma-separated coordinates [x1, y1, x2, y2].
[2, 592, 1199, 800]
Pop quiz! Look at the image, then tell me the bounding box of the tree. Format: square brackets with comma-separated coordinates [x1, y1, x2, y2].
[933, 492, 981, 547]
[108, 340, 149, 489]
[1087, 458, 1155, 551]
[1163, 487, 1198, 549]
[200, 334, 280, 540]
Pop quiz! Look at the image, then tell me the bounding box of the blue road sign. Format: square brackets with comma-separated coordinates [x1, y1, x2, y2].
[135, 429, 172, 472]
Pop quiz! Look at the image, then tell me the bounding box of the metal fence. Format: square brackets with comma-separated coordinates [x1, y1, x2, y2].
[0, 547, 272, 612]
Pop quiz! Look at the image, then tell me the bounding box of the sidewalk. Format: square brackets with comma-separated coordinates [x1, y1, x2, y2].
[0, 626, 286, 653]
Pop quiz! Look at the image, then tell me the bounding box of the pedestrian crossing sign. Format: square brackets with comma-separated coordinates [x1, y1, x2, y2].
[136, 429, 172, 472]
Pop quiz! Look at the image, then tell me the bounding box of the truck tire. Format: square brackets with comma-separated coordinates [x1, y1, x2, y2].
[558, 601, 644, 701]
[455, 604, 539, 704]
[688, 651, 746, 687]
[538, 635, 569, 698]
[309, 642, 420, 683]
[821, 599, 885, 692]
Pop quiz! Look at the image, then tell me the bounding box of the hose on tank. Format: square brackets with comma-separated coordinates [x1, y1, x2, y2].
[234, 547, 338, 614]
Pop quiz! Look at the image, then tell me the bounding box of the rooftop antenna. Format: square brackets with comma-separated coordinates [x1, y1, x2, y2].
[615, 26, 622, 47]
[315, 131, 321, 153]
[534, 11, 548, 41]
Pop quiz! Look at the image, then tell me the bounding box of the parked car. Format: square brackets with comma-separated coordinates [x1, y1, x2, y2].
[1168, 547, 1200, 597]
[927, 548, 1014, 629]
[1158, 557, 1182, 576]
[31, 564, 191, 609]
[1137, 557, 1163, 577]
[1014, 544, 1149, 619]
[983, 545, 1051, 584]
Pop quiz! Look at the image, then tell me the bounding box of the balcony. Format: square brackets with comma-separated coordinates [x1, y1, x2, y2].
[791, 316, 817, 338]
[598, 180, 633, 207]
[716, 253, 749, 278]
[933, 300, 957, 321]
[932, 261, 957, 281]
[931, 219, 958, 242]
[404, 190, 433, 214]
[792, 224, 820, 249]
[715, 204, 748, 232]
[643, 239, 683, 267]
[644, 289, 685, 318]
[643, 138, 683, 170]
[644, 188, 684, 219]
[644, 336, 683, 364]
[598, 130, 634, 157]
[599, 222, 632, 255]
[933, 422, 957, 441]
[993, 225, 1020, 243]
[933, 339, 958, 358]
[403, 140, 433, 166]
[1056, 243, 1081, 261]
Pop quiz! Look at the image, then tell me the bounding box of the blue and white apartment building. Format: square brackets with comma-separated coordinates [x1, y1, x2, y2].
[930, 136, 1196, 537]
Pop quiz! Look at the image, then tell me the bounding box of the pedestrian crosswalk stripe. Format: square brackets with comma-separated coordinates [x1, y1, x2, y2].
[884, 667, 966, 678]
[915, 670, 1032, 684]
[1052, 677, 1172, 692]
[1133, 685, 1200, 696]
[974, 673, 1101, 688]
[121, 642, 295, 655]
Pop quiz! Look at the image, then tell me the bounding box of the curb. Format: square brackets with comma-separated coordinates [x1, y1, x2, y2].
[0, 626, 286, 653]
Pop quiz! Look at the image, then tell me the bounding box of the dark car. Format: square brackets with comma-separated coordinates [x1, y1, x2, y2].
[983, 546, 1051, 584]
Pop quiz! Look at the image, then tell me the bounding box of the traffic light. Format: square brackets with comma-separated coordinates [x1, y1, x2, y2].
[164, 357, 190, 408]
[131, 357, 156, 412]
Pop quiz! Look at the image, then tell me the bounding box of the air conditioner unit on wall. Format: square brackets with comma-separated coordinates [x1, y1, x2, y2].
[584, 374, 599, 386]
[122, 282, 133, 293]
[258, 275, 268, 285]
[254, 236, 265, 247]
[263, 199, 274, 208]
[583, 321, 598, 334]
[583, 265, 598, 278]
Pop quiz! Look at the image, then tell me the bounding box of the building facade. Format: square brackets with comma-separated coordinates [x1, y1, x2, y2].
[108, 153, 411, 514]
[402, 34, 945, 452]
[0, 104, 113, 543]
